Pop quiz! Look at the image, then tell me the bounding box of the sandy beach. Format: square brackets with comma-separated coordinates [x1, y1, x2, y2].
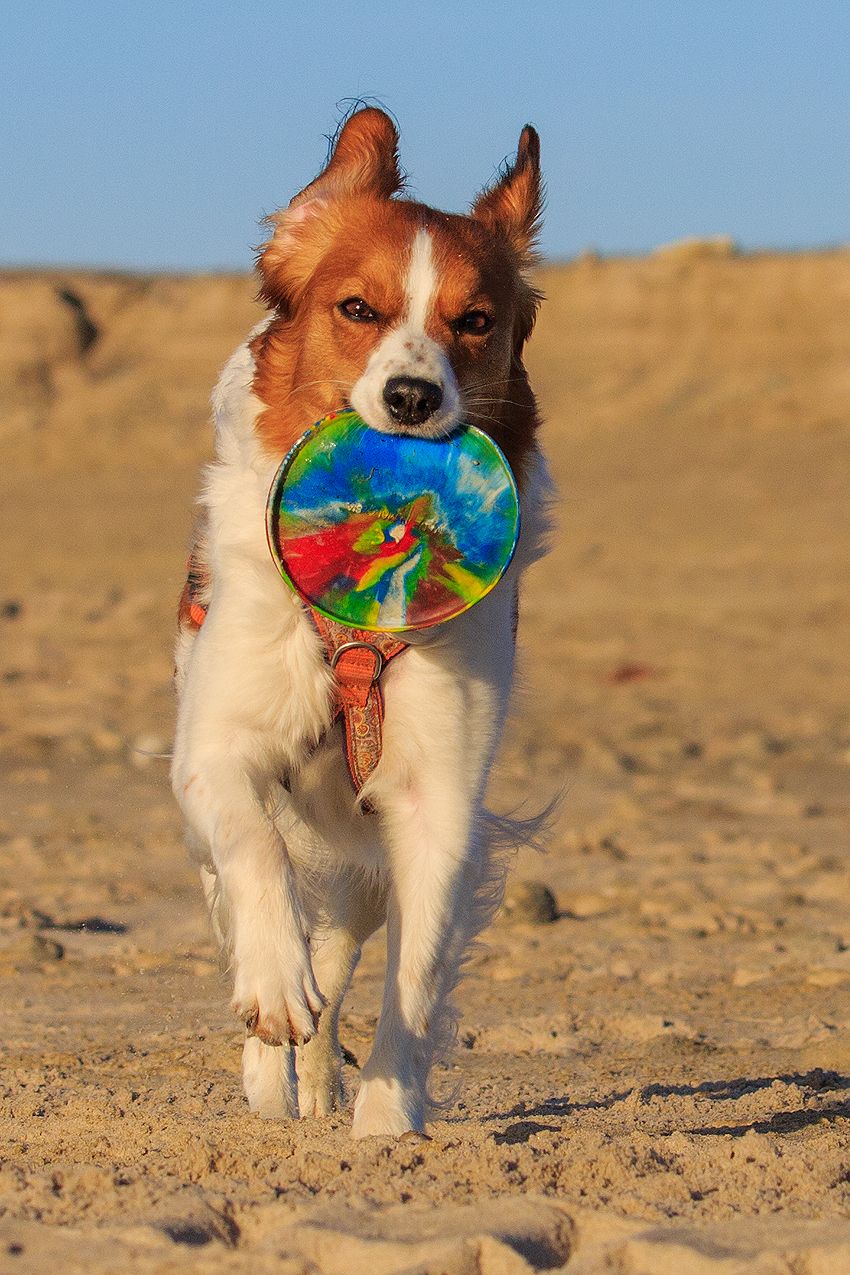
[2, 246, 850, 1271]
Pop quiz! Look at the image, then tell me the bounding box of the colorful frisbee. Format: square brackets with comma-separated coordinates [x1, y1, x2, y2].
[266, 410, 520, 633]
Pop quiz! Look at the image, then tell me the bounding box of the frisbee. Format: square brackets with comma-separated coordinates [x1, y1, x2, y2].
[266, 410, 520, 633]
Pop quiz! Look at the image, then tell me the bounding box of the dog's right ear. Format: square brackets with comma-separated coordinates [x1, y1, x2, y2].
[258, 108, 403, 312]
[298, 107, 403, 205]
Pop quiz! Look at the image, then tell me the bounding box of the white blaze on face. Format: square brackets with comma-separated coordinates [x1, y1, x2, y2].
[405, 227, 437, 332]
[349, 228, 461, 437]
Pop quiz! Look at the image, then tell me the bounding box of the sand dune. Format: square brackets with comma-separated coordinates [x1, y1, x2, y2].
[2, 252, 850, 1271]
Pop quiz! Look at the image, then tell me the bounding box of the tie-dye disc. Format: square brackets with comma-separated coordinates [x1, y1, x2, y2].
[266, 410, 520, 633]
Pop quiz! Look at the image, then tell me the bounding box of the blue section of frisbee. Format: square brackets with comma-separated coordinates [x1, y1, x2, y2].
[274, 418, 520, 570]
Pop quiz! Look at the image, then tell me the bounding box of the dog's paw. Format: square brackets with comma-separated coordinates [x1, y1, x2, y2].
[296, 1039, 344, 1117]
[234, 955, 326, 1047]
[297, 1070, 342, 1117]
[351, 1075, 425, 1139]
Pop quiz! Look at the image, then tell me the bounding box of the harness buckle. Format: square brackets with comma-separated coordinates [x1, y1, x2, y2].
[330, 641, 385, 681]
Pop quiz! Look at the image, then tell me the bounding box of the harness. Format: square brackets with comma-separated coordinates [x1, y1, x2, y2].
[178, 559, 408, 801]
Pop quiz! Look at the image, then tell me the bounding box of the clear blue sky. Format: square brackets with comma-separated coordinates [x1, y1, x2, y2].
[3, 1, 849, 270]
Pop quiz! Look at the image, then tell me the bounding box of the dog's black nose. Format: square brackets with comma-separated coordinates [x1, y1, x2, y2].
[383, 377, 443, 426]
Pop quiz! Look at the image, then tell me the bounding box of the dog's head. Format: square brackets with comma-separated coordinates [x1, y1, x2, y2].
[252, 108, 543, 481]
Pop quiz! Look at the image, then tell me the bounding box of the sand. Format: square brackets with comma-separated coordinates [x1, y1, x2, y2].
[2, 248, 850, 1271]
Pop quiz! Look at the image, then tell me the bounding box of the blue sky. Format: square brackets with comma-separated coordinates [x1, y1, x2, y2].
[3, 1, 849, 270]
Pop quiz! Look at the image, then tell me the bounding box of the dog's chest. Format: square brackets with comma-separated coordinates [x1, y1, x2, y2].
[189, 574, 333, 757]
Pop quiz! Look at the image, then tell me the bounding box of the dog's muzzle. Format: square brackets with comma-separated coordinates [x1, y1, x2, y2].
[382, 377, 444, 427]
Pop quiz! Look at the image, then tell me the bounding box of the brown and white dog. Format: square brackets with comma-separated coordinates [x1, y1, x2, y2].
[172, 108, 551, 1138]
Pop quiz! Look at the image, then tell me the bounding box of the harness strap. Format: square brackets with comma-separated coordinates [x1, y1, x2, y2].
[179, 555, 408, 798]
[178, 556, 209, 631]
[308, 611, 408, 797]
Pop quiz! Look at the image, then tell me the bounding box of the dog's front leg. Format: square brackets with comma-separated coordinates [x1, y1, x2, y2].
[350, 905, 453, 1137]
[174, 751, 325, 1114]
[295, 870, 387, 1117]
[351, 799, 479, 1138]
[351, 633, 512, 1138]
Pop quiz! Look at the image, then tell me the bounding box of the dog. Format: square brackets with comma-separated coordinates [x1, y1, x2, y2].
[172, 108, 551, 1138]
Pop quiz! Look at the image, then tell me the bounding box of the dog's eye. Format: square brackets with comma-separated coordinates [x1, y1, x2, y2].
[456, 310, 493, 335]
[339, 297, 378, 322]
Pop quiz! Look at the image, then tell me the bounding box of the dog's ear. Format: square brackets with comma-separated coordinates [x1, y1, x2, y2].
[258, 109, 403, 312]
[471, 126, 542, 264]
[269, 108, 403, 240]
[295, 107, 404, 205]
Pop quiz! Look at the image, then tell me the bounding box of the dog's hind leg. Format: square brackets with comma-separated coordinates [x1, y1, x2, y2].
[296, 873, 386, 1117]
[295, 928, 362, 1117]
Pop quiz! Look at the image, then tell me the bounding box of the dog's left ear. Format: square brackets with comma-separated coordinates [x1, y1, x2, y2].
[471, 126, 542, 264]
